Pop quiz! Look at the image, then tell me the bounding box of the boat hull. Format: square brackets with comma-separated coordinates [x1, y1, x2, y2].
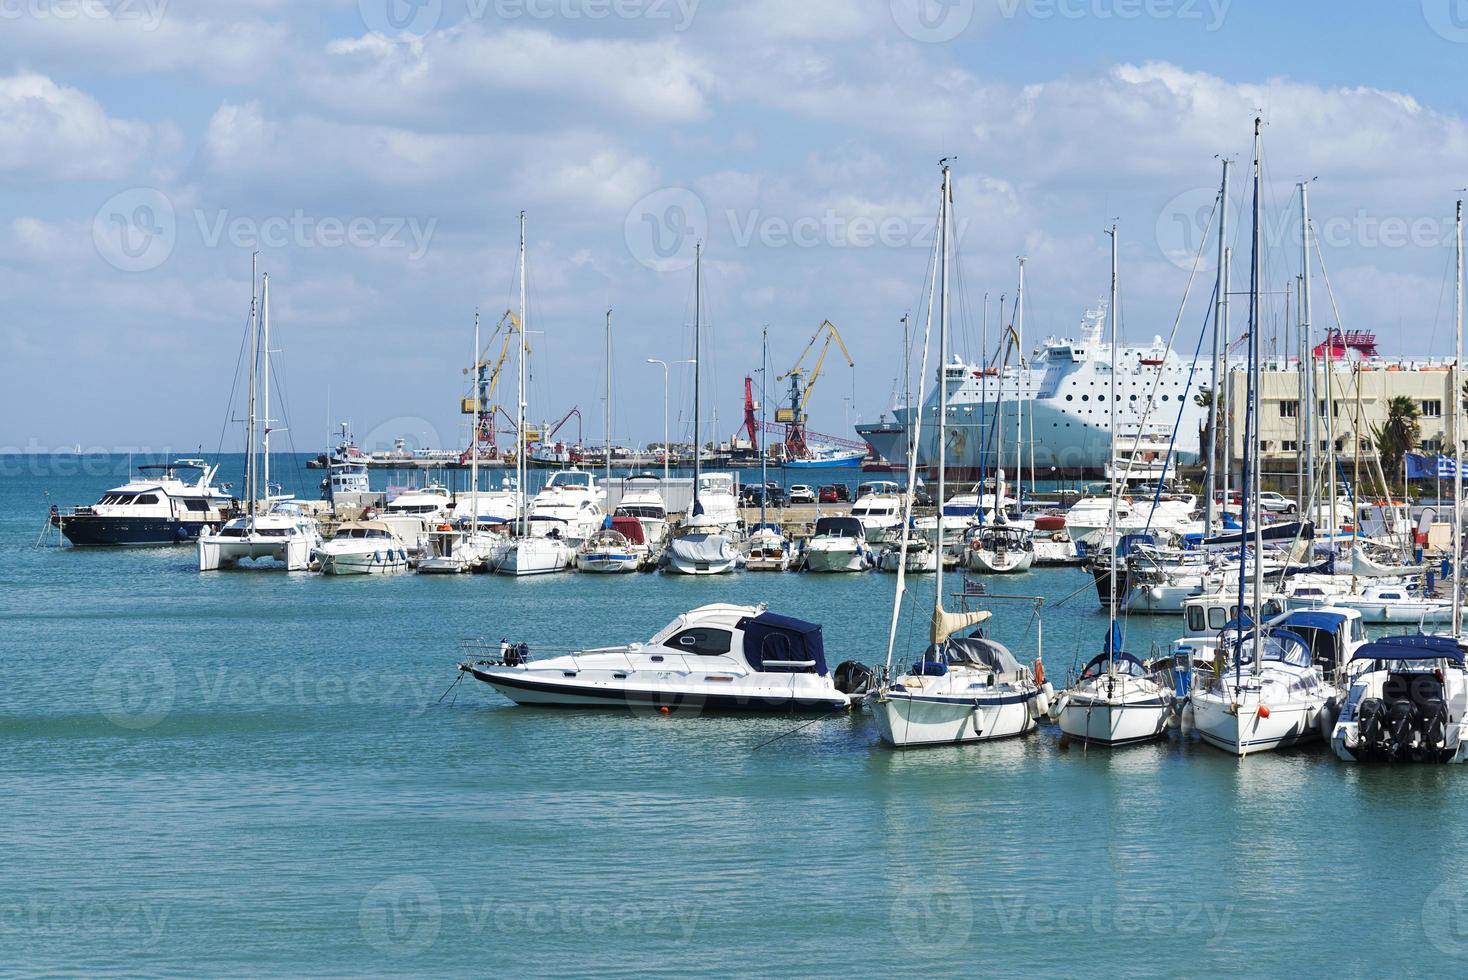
[1191, 694, 1322, 756]
[803, 543, 868, 573]
[56, 514, 207, 547]
[318, 551, 409, 575]
[576, 553, 640, 573]
[967, 548, 1034, 574]
[874, 690, 1037, 747]
[467, 667, 847, 712]
[198, 536, 313, 572]
[1056, 695, 1171, 746]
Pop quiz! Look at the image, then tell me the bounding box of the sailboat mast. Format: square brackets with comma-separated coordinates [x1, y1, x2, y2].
[605, 307, 613, 488]
[517, 211, 527, 536]
[1205, 160, 1229, 535]
[1300, 181, 1316, 521]
[246, 252, 259, 520]
[261, 271, 271, 503]
[1248, 118, 1264, 666]
[1106, 224, 1120, 649]
[935, 161, 951, 611]
[1455, 199, 1464, 637]
[1014, 257, 1025, 509]
[692, 242, 703, 514]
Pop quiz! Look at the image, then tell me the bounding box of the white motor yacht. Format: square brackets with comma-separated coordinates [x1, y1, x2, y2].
[802, 516, 871, 573]
[314, 520, 411, 575]
[527, 470, 604, 544]
[52, 458, 234, 546]
[692, 472, 742, 534]
[612, 475, 671, 549]
[850, 484, 904, 543]
[385, 484, 454, 522]
[458, 604, 861, 711]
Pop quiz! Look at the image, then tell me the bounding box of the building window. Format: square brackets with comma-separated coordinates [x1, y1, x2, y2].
[1422, 439, 1443, 452]
[1282, 440, 1299, 452]
[1279, 400, 1299, 418]
[1317, 400, 1341, 417]
[1423, 400, 1443, 418]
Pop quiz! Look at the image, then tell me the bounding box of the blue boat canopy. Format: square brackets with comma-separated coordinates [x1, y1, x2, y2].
[1279, 610, 1348, 634]
[1079, 652, 1150, 679]
[738, 612, 828, 676]
[1351, 633, 1466, 665]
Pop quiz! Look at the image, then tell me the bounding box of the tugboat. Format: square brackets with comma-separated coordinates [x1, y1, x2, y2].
[50, 459, 234, 546]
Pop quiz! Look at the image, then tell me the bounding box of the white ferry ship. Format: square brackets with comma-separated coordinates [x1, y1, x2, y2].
[856, 306, 1216, 476]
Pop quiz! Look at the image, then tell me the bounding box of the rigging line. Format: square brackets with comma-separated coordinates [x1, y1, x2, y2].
[214, 300, 254, 465]
[1114, 191, 1220, 520]
[750, 701, 850, 751]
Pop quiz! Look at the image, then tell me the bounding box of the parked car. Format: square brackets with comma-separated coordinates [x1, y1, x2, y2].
[1258, 491, 1298, 515]
[740, 484, 787, 507]
[788, 484, 816, 504]
[818, 484, 850, 504]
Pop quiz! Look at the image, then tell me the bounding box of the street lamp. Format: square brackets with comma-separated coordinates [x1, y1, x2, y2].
[646, 358, 695, 485]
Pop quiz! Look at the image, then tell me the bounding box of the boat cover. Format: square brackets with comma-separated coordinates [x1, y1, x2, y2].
[1351, 547, 1425, 579]
[737, 612, 828, 675]
[611, 516, 645, 544]
[1350, 633, 1466, 665]
[921, 636, 1024, 676]
[669, 533, 735, 564]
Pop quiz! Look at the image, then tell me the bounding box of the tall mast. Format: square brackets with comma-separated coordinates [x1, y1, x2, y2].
[692, 242, 702, 515]
[605, 307, 613, 488]
[901, 313, 912, 464]
[471, 309, 480, 534]
[261, 271, 271, 504]
[517, 211, 527, 536]
[1247, 118, 1264, 667]
[934, 161, 951, 611]
[1205, 159, 1229, 535]
[246, 252, 259, 521]
[1455, 198, 1464, 637]
[1106, 223, 1119, 657]
[1223, 246, 1234, 494]
[1014, 256, 1026, 516]
[1300, 181, 1316, 520]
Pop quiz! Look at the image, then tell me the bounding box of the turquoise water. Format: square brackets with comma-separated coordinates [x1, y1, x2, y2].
[6, 455, 1468, 976]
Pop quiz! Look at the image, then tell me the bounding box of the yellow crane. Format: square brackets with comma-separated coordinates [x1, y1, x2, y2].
[776, 319, 854, 459]
[460, 309, 527, 458]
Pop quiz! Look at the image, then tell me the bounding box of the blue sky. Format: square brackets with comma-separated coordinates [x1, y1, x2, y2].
[4, 0, 1468, 457]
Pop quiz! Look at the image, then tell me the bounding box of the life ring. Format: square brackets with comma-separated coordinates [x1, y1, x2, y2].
[438, 523, 453, 532]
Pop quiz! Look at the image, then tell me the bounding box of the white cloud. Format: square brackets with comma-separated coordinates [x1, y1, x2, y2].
[0, 72, 155, 178]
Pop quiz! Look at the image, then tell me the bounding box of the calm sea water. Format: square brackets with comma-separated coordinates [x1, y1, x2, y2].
[5, 454, 1468, 976]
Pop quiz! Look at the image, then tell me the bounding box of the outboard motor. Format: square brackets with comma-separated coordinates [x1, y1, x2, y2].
[1357, 698, 1390, 756]
[1387, 697, 1418, 759]
[1413, 675, 1449, 760]
[833, 661, 875, 696]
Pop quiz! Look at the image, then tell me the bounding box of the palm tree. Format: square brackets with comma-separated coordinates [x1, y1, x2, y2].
[1370, 395, 1422, 492]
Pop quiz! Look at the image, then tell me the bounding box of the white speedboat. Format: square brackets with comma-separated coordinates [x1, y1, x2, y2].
[575, 521, 640, 573]
[385, 484, 454, 521]
[965, 522, 1035, 574]
[665, 513, 740, 575]
[1332, 634, 1468, 763]
[458, 604, 860, 711]
[1324, 584, 1452, 624]
[198, 503, 323, 572]
[527, 470, 605, 544]
[850, 485, 904, 543]
[613, 475, 671, 549]
[1030, 514, 1081, 566]
[745, 523, 793, 571]
[802, 516, 871, 573]
[51, 459, 234, 546]
[314, 520, 411, 575]
[692, 472, 742, 534]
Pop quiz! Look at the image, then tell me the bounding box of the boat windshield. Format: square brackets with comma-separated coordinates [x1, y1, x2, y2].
[1223, 629, 1313, 670]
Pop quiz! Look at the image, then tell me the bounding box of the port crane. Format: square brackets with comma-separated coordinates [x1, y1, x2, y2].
[777, 319, 854, 460]
[461, 309, 525, 460]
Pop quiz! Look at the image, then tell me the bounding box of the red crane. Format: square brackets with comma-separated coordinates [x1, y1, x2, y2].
[741, 376, 759, 447]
